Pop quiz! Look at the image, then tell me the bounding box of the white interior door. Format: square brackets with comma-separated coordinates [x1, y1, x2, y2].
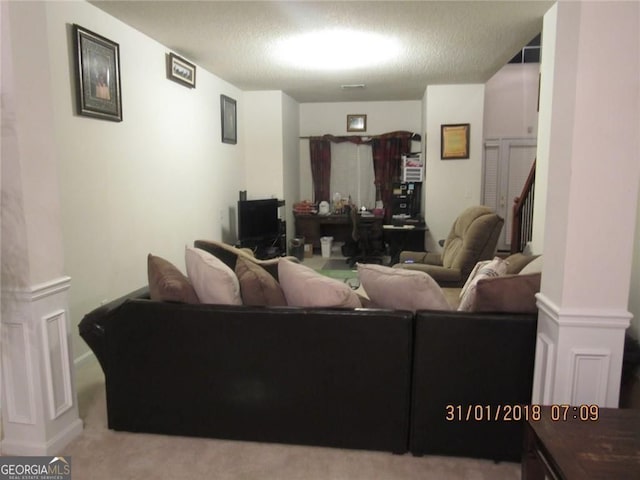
[483, 138, 537, 251]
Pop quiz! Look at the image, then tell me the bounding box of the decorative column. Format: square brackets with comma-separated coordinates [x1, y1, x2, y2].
[532, 1, 640, 407]
[1, 1, 82, 454]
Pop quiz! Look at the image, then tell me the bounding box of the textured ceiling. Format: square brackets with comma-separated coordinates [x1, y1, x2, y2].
[90, 0, 552, 103]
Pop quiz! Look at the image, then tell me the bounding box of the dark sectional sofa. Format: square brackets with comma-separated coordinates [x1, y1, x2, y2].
[80, 288, 537, 462]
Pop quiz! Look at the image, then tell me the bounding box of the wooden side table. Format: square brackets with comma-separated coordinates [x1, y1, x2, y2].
[522, 406, 640, 480]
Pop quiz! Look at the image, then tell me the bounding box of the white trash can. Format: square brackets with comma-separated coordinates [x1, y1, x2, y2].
[320, 236, 333, 258]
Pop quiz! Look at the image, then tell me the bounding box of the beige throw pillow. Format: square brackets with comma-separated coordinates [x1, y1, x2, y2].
[278, 259, 361, 308]
[458, 257, 508, 311]
[472, 273, 541, 313]
[235, 257, 287, 306]
[358, 263, 451, 312]
[185, 246, 242, 305]
[147, 254, 200, 304]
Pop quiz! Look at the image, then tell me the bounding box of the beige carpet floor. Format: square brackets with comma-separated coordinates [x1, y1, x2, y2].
[65, 357, 522, 480]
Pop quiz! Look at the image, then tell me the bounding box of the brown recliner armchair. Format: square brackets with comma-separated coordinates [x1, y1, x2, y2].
[393, 206, 504, 287]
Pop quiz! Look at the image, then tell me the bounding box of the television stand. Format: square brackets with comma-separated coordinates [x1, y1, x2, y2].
[236, 235, 285, 260]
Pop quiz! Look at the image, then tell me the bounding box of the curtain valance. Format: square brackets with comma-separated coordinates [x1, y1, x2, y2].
[303, 130, 421, 144]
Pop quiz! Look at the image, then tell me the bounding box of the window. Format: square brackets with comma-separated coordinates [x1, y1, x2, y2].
[329, 142, 376, 210]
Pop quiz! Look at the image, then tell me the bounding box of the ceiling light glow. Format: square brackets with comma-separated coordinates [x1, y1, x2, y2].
[274, 29, 400, 71]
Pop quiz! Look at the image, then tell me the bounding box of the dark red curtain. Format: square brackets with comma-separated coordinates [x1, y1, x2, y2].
[371, 132, 413, 221]
[309, 138, 332, 203]
[308, 131, 419, 216]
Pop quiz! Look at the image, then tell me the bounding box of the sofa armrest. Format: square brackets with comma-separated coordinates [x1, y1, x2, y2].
[409, 310, 537, 461]
[78, 287, 150, 374]
[393, 263, 463, 287]
[398, 251, 442, 265]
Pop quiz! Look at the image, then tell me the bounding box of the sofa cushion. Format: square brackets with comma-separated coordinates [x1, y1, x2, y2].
[458, 257, 508, 311]
[147, 254, 200, 304]
[235, 257, 287, 307]
[278, 259, 361, 308]
[185, 246, 242, 305]
[358, 263, 451, 312]
[472, 273, 541, 313]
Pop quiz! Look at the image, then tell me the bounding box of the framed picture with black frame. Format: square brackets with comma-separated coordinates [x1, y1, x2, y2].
[73, 24, 122, 122]
[167, 52, 196, 88]
[221, 95, 237, 144]
[347, 114, 367, 132]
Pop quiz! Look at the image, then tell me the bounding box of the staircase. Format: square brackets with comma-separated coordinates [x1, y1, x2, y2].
[510, 160, 536, 254]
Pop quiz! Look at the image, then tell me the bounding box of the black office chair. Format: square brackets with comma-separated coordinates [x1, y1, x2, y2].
[346, 208, 385, 268]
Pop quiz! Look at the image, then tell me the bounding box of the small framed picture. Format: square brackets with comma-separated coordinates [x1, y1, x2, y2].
[167, 52, 196, 88]
[221, 95, 237, 144]
[441, 124, 470, 159]
[73, 24, 122, 122]
[347, 114, 367, 132]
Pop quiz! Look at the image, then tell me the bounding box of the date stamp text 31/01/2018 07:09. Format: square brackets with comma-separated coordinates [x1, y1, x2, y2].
[445, 404, 600, 422]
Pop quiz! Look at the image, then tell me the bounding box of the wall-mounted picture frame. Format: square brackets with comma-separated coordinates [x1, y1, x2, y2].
[73, 24, 122, 122]
[221, 95, 237, 144]
[441, 123, 470, 159]
[167, 52, 196, 88]
[347, 114, 367, 132]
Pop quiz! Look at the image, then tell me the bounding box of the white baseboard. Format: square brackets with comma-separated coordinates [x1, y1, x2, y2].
[1, 418, 83, 455]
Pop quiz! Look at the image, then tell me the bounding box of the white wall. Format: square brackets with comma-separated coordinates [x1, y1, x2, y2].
[244, 91, 301, 244]
[423, 85, 486, 251]
[2, 1, 66, 288]
[529, 5, 558, 256]
[484, 63, 540, 139]
[298, 101, 422, 202]
[282, 93, 301, 247]
[244, 91, 285, 200]
[43, 1, 246, 360]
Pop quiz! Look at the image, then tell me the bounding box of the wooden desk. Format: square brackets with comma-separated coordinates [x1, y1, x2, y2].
[294, 213, 426, 262]
[383, 224, 427, 265]
[522, 407, 640, 480]
[294, 213, 383, 250]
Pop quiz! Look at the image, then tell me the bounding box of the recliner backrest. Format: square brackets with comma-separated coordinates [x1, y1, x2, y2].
[441, 206, 504, 278]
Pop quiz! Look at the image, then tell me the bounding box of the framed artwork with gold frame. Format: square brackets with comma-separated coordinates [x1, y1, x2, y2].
[441, 124, 470, 159]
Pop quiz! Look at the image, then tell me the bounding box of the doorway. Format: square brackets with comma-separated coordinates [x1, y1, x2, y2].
[483, 137, 537, 251]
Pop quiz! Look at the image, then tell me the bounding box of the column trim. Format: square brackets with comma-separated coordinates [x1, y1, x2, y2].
[534, 293, 628, 406]
[6, 276, 71, 302]
[1, 275, 82, 455]
[536, 293, 632, 329]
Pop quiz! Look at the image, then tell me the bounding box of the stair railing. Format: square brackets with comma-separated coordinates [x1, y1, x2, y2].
[510, 160, 536, 254]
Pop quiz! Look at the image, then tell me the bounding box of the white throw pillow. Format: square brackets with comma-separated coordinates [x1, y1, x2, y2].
[458, 256, 508, 311]
[459, 260, 492, 300]
[358, 263, 451, 312]
[278, 259, 362, 308]
[185, 246, 242, 305]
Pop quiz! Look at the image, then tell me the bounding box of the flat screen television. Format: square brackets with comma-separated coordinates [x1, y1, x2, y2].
[237, 199, 280, 242]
